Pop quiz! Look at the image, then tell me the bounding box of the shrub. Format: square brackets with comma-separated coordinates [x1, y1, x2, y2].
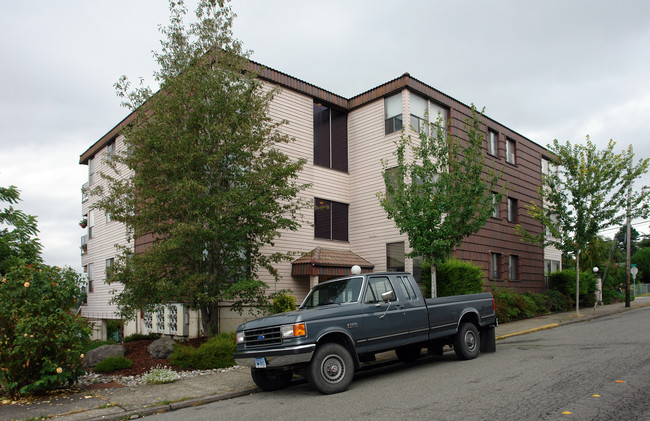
[169, 332, 236, 370]
[492, 288, 529, 322]
[123, 332, 161, 343]
[106, 319, 122, 342]
[142, 365, 180, 384]
[548, 269, 597, 296]
[0, 263, 91, 399]
[269, 290, 297, 313]
[542, 289, 570, 312]
[421, 259, 484, 297]
[93, 356, 133, 373]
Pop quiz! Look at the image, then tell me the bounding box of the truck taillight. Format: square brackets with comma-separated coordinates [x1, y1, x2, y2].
[492, 298, 496, 311]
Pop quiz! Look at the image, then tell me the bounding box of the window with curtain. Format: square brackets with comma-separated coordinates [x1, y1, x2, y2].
[410, 93, 427, 133]
[385, 93, 403, 134]
[488, 130, 499, 156]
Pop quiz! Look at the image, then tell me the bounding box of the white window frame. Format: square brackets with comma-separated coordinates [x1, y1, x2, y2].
[489, 130, 498, 156]
[385, 93, 403, 134]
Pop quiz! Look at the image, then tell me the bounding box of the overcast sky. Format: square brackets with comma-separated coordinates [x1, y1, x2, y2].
[2, 0, 649, 272]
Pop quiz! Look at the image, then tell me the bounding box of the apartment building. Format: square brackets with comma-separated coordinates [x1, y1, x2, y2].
[80, 62, 560, 338]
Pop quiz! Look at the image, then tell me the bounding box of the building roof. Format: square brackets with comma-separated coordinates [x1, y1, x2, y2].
[291, 247, 374, 277]
[80, 58, 543, 165]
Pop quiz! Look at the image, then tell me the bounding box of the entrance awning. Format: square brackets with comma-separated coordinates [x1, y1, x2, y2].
[291, 247, 374, 277]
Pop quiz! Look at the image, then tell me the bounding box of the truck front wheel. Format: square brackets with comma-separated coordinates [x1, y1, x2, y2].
[308, 343, 354, 394]
[251, 368, 293, 391]
[454, 322, 480, 360]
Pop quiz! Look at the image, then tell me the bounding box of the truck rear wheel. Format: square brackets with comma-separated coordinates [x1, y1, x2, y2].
[251, 368, 293, 391]
[454, 322, 480, 360]
[308, 343, 354, 394]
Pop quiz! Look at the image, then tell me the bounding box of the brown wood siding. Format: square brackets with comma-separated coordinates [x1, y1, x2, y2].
[447, 105, 547, 293]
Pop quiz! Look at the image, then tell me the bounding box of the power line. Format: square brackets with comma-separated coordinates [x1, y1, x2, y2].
[599, 220, 650, 234]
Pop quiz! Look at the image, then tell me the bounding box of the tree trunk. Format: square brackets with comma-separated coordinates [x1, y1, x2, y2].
[200, 302, 220, 337]
[431, 263, 438, 298]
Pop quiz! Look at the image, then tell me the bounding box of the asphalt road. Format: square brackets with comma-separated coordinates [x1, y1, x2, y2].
[146, 306, 650, 421]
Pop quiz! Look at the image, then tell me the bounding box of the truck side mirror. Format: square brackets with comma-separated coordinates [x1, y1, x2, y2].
[381, 290, 395, 302]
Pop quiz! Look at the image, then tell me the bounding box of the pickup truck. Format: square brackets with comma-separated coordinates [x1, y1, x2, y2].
[234, 272, 497, 394]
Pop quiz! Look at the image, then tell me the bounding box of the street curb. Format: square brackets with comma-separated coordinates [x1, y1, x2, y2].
[80, 388, 258, 421]
[496, 323, 559, 340]
[495, 301, 650, 341]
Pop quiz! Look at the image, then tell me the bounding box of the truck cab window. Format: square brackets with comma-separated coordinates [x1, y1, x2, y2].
[364, 276, 396, 304]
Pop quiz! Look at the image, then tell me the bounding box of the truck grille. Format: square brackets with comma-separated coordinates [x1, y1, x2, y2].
[244, 326, 282, 347]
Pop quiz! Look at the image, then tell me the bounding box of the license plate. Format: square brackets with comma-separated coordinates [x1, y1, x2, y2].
[254, 358, 267, 368]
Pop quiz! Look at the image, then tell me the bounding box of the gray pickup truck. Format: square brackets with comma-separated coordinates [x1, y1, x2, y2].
[234, 272, 497, 394]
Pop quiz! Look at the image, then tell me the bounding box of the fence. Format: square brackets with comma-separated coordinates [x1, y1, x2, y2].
[634, 283, 650, 296]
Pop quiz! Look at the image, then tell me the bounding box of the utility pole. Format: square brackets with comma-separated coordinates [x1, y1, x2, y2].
[625, 148, 632, 308]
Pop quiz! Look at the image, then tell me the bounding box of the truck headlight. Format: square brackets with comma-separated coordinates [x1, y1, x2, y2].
[236, 331, 245, 344]
[280, 323, 306, 338]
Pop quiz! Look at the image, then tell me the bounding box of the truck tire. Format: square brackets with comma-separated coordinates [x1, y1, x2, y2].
[454, 322, 480, 360]
[308, 343, 354, 394]
[251, 368, 293, 391]
[396, 345, 422, 362]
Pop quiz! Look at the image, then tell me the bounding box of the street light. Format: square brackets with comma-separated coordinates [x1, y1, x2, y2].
[593, 267, 600, 305]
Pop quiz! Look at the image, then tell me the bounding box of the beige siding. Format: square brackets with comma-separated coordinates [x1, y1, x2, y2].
[349, 91, 408, 272]
[81, 135, 132, 320]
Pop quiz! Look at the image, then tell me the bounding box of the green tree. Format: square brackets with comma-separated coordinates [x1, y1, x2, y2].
[93, 0, 307, 335]
[0, 185, 90, 398]
[631, 247, 650, 284]
[517, 138, 650, 314]
[378, 106, 502, 297]
[614, 225, 639, 256]
[0, 185, 42, 274]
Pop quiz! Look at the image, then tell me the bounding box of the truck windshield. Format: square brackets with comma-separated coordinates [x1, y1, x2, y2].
[300, 277, 363, 309]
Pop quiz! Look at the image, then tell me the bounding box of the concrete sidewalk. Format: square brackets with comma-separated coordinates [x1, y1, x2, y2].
[2, 297, 649, 421]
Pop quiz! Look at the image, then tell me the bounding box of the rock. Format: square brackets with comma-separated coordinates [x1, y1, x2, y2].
[83, 344, 126, 368]
[148, 336, 175, 359]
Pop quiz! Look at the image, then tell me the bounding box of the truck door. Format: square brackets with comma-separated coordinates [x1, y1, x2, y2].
[395, 275, 430, 343]
[358, 275, 409, 352]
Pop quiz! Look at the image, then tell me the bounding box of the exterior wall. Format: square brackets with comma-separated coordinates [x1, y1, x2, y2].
[81, 64, 558, 335]
[81, 134, 132, 323]
[451, 106, 549, 293]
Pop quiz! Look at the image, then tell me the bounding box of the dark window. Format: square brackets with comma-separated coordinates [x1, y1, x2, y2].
[508, 197, 518, 222]
[490, 253, 501, 280]
[87, 263, 94, 293]
[314, 103, 348, 172]
[509, 255, 519, 281]
[315, 198, 348, 241]
[386, 242, 405, 271]
[385, 93, 403, 134]
[105, 258, 114, 275]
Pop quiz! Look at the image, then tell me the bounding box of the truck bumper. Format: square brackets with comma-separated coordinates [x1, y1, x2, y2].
[234, 344, 316, 368]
